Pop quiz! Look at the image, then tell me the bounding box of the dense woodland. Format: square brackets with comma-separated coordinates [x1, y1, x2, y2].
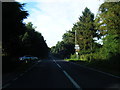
[51, 2, 120, 64]
[2, 2, 48, 72]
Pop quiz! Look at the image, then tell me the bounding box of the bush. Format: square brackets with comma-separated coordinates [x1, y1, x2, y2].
[79, 53, 94, 62]
[70, 54, 76, 59]
[98, 35, 120, 60]
[80, 55, 87, 61]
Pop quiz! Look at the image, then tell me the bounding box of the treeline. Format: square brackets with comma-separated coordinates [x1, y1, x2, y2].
[2, 2, 48, 72]
[51, 2, 120, 63]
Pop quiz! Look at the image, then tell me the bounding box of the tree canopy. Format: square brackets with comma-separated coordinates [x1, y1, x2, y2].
[51, 7, 100, 59]
[51, 2, 120, 62]
[2, 2, 29, 57]
[2, 2, 49, 72]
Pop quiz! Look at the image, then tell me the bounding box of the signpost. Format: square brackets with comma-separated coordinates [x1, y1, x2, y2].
[75, 30, 80, 59]
[75, 45, 80, 50]
[75, 44, 80, 59]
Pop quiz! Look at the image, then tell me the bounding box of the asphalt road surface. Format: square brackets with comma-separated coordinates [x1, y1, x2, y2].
[2, 55, 120, 89]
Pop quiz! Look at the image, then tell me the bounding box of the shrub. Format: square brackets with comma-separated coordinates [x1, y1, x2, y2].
[70, 54, 77, 59]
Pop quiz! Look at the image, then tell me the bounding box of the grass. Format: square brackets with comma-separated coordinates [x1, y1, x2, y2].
[64, 58, 80, 61]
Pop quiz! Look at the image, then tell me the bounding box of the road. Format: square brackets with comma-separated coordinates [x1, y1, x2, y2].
[2, 56, 120, 89]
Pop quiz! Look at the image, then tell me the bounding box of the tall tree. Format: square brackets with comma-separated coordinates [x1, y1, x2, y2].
[95, 2, 120, 37]
[21, 22, 49, 58]
[51, 7, 98, 59]
[73, 7, 97, 53]
[2, 2, 28, 57]
[2, 2, 29, 72]
[95, 2, 120, 59]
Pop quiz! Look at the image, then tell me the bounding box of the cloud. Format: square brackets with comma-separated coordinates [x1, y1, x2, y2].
[21, 0, 104, 47]
[15, 0, 70, 3]
[16, 0, 90, 3]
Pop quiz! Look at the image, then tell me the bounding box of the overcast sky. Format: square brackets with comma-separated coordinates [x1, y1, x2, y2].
[15, 0, 104, 47]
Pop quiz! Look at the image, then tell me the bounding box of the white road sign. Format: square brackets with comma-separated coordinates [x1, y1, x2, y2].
[75, 44, 80, 50]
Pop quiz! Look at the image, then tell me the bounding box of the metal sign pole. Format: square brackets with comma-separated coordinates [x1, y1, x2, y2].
[75, 30, 80, 59]
[75, 30, 77, 45]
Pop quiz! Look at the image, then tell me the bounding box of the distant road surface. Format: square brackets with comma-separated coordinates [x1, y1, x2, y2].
[3, 55, 120, 89]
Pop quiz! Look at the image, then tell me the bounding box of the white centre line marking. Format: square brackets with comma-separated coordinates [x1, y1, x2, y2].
[53, 60, 56, 63]
[63, 70, 82, 89]
[56, 64, 62, 69]
[52, 57, 82, 89]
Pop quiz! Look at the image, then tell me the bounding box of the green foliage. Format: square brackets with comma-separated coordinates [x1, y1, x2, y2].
[51, 41, 75, 58]
[70, 54, 76, 59]
[94, 2, 120, 60]
[52, 3, 120, 71]
[51, 29, 75, 58]
[2, 3, 49, 72]
[62, 30, 75, 44]
[2, 2, 48, 58]
[97, 35, 120, 60]
[96, 2, 120, 36]
[2, 2, 29, 57]
[75, 7, 97, 51]
[51, 2, 120, 76]
[51, 7, 99, 59]
[20, 22, 49, 58]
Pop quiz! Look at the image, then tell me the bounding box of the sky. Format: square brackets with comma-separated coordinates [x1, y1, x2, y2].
[15, 0, 104, 47]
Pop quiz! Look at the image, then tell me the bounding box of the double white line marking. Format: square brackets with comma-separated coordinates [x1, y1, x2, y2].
[53, 59, 82, 89]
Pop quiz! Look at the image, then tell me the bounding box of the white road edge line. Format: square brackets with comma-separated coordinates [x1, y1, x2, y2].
[70, 62, 120, 79]
[63, 70, 82, 89]
[3, 60, 41, 89]
[2, 83, 11, 88]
